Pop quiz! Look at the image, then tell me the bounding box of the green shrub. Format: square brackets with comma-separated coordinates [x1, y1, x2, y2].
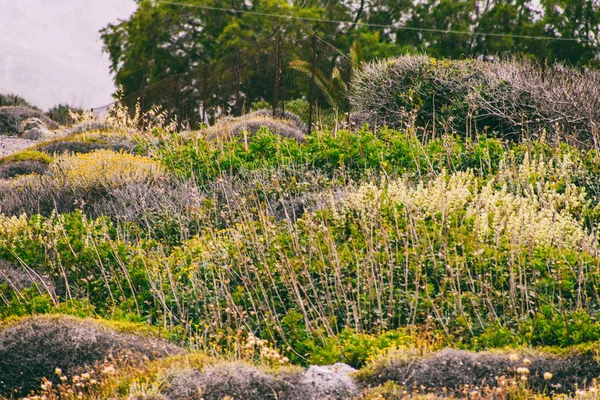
[0, 94, 33, 108]
[287, 326, 418, 368]
[157, 127, 507, 183]
[46, 104, 84, 126]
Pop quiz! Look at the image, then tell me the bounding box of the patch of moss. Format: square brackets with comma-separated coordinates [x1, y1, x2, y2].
[0, 150, 53, 166]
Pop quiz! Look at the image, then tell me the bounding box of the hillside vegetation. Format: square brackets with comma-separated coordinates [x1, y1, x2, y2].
[2, 56, 600, 399]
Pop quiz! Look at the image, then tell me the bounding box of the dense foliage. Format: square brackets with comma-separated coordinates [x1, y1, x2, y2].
[5, 52, 600, 397]
[4, 127, 600, 356]
[102, 0, 600, 97]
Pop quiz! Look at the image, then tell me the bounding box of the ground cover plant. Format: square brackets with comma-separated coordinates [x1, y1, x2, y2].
[4, 62, 600, 399]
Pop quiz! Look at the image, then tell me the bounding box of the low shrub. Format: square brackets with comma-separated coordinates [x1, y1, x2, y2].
[158, 127, 507, 184]
[354, 347, 600, 395]
[0, 94, 32, 108]
[0, 159, 48, 179]
[46, 104, 85, 126]
[0, 150, 52, 178]
[164, 363, 307, 400]
[36, 139, 115, 155]
[204, 115, 306, 142]
[0, 149, 53, 165]
[36, 131, 136, 155]
[0, 315, 182, 396]
[0, 149, 164, 216]
[245, 109, 308, 133]
[0, 106, 58, 135]
[92, 179, 206, 244]
[351, 55, 600, 147]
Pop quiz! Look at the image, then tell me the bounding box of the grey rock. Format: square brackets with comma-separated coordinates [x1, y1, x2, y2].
[301, 363, 358, 400]
[20, 117, 54, 141]
[21, 117, 48, 132]
[22, 126, 52, 141]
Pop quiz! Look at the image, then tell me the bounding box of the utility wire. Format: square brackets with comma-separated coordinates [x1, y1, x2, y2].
[156, 0, 591, 43]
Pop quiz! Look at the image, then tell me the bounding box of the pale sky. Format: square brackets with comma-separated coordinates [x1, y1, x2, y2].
[0, 0, 137, 110]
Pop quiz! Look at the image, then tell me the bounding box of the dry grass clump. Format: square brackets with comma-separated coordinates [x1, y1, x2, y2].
[354, 348, 600, 396]
[163, 362, 307, 400]
[0, 315, 182, 397]
[204, 114, 306, 142]
[62, 121, 110, 135]
[92, 179, 205, 242]
[0, 106, 58, 135]
[200, 166, 346, 223]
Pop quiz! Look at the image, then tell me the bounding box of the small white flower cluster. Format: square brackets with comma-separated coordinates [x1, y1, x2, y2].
[341, 150, 597, 254]
[0, 214, 28, 237]
[344, 171, 476, 220]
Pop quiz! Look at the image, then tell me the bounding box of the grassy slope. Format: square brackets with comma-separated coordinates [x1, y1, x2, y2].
[2, 123, 600, 398]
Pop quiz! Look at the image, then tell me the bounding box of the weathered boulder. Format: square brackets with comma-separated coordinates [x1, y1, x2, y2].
[0, 106, 57, 136]
[21, 118, 52, 141]
[301, 363, 358, 399]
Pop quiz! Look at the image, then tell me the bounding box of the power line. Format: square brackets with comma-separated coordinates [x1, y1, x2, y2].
[155, 0, 590, 43]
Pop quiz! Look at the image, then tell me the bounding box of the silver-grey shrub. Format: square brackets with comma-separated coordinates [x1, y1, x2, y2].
[351, 55, 600, 147]
[245, 109, 308, 134]
[0, 106, 58, 136]
[355, 348, 600, 395]
[0, 315, 181, 397]
[204, 113, 306, 142]
[164, 363, 308, 400]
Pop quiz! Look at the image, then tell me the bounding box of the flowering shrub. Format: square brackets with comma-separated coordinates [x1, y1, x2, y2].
[49, 149, 163, 188]
[0, 150, 164, 216]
